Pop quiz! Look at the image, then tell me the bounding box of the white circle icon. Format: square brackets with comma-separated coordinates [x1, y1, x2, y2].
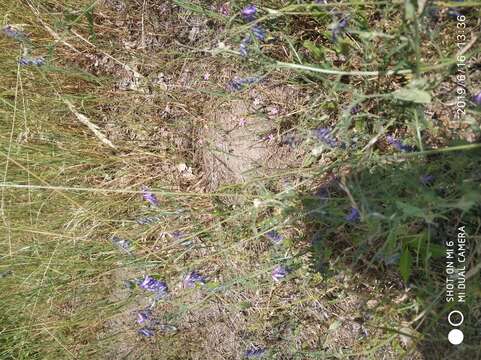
[448, 329, 464, 345]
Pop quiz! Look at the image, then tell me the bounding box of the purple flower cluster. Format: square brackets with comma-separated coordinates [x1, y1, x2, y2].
[138, 327, 155, 337]
[140, 275, 168, 298]
[19, 56, 45, 66]
[420, 174, 435, 186]
[251, 25, 266, 41]
[350, 104, 361, 115]
[241, 5, 257, 22]
[271, 265, 289, 281]
[345, 207, 360, 223]
[227, 76, 260, 91]
[141, 186, 159, 206]
[265, 230, 283, 244]
[239, 34, 252, 57]
[473, 92, 481, 106]
[136, 215, 160, 225]
[313, 128, 339, 147]
[111, 236, 132, 255]
[244, 346, 267, 358]
[332, 17, 349, 42]
[137, 309, 152, 324]
[239, 26, 266, 57]
[183, 271, 206, 288]
[386, 135, 416, 152]
[238, 5, 266, 57]
[2, 25, 26, 41]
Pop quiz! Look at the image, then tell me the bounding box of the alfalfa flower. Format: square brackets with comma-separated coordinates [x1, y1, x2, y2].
[183, 271, 206, 288]
[141, 186, 159, 206]
[138, 327, 155, 337]
[111, 236, 132, 255]
[239, 34, 252, 57]
[227, 76, 260, 92]
[140, 275, 168, 298]
[171, 230, 185, 240]
[2, 25, 26, 41]
[345, 207, 360, 223]
[386, 135, 416, 152]
[19, 56, 45, 66]
[313, 128, 339, 147]
[331, 17, 349, 42]
[265, 230, 283, 244]
[251, 24, 266, 41]
[241, 5, 257, 22]
[137, 309, 152, 324]
[473, 91, 481, 106]
[420, 174, 435, 186]
[244, 346, 267, 358]
[136, 216, 160, 225]
[271, 265, 289, 281]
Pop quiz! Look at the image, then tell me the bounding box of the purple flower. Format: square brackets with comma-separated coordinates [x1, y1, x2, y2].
[138, 327, 155, 337]
[239, 34, 252, 57]
[241, 5, 257, 22]
[137, 309, 152, 324]
[227, 76, 260, 92]
[350, 104, 361, 115]
[265, 230, 283, 244]
[245, 347, 266, 358]
[271, 265, 289, 281]
[473, 92, 481, 106]
[386, 135, 416, 152]
[251, 25, 266, 41]
[332, 17, 349, 42]
[171, 230, 185, 240]
[313, 128, 338, 147]
[136, 216, 160, 225]
[314, 187, 330, 206]
[420, 174, 435, 186]
[2, 25, 26, 41]
[345, 207, 360, 223]
[140, 275, 168, 297]
[111, 236, 132, 255]
[19, 56, 45, 66]
[141, 186, 159, 206]
[183, 271, 206, 288]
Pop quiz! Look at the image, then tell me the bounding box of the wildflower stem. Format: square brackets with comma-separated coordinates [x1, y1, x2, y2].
[274, 60, 456, 77]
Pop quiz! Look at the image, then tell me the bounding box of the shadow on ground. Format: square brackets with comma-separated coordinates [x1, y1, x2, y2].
[299, 142, 481, 358]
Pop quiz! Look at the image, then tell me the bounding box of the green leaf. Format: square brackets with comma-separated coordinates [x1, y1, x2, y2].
[399, 249, 412, 283]
[303, 40, 325, 60]
[396, 201, 425, 218]
[393, 88, 432, 104]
